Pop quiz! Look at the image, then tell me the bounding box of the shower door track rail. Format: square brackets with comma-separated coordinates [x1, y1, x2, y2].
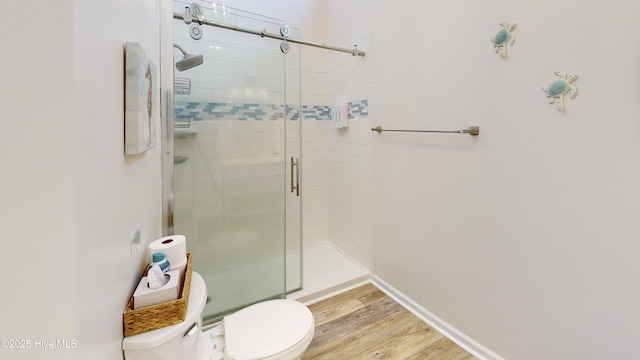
[174, 12, 366, 57]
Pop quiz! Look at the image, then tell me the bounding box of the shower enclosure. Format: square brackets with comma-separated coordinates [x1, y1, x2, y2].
[165, 1, 302, 324]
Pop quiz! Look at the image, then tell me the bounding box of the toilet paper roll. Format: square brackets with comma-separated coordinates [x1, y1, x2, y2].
[171, 257, 188, 277]
[149, 235, 187, 270]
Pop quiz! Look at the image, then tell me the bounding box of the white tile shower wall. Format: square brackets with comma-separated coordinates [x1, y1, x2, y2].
[175, 32, 308, 255]
[173, 2, 328, 257]
[327, 116, 373, 270]
[302, 52, 330, 106]
[301, 120, 331, 245]
[175, 23, 372, 265]
[326, 32, 372, 104]
[299, 49, 330, 248]
[296, 33, 375, 265]
[174, 29, 287, 104]
[286, 98, 302, 253]
[326, 32, 373, 270]
[173, 119, 287, 243]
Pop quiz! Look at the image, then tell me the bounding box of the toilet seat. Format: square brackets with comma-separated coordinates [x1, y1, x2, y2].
[223, 299, 315, 360]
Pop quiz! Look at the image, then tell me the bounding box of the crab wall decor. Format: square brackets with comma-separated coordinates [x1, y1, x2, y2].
[542, 71, 579, 111]
[491, 22, 517, 59]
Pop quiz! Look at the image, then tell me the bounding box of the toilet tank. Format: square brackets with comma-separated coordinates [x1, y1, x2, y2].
[122, 272, 207, 360]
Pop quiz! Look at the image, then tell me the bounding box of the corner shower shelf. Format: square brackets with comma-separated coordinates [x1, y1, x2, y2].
[174, 118, 198, 136]
[174, 77, 191, 95]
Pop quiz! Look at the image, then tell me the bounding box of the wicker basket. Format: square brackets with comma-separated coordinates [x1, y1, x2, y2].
[123, 253, 192, 337]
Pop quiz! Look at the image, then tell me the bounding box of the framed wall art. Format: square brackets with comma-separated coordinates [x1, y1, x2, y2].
[124, 41, 158, 155]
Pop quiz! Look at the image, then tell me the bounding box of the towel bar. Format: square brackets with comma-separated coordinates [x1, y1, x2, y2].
[371, 126, 479, 136]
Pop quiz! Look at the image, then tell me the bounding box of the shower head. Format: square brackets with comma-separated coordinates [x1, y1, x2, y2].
[173, 44, 204, 71]
[176, 53, 204, 71]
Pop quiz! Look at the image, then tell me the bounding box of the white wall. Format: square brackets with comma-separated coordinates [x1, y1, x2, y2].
[73, 1, 162, 358]
[1, 0, 162, 359]
[359, 1, 640, 359]
[1, 1, 75, 359]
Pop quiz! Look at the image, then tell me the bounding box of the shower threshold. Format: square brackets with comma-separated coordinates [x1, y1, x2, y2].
[287, 243, 370, 304]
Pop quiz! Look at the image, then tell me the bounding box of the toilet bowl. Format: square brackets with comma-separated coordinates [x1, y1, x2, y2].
[216, 298, 315, 360]
[122, 271, 315, 360]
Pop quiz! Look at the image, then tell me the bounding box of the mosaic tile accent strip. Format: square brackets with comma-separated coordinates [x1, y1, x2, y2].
[348, 99, 369, 119]
[302, 105, 331, 121]
[175, 102, 288, 121]
[174, 100, 368, 122]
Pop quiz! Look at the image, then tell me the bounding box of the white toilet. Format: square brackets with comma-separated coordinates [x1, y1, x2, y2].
[122, 271, 315, 360]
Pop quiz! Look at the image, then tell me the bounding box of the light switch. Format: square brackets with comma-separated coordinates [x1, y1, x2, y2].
[131, 225, 141, 257]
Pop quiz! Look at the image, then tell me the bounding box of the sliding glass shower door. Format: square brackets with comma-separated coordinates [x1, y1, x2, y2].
[170, 1, 301, 324]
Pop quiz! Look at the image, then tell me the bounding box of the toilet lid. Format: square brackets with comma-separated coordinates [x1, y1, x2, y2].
[224, 299, 314, 360]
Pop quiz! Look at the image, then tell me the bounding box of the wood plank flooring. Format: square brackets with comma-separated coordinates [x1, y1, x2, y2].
[302, 283, 477, 360]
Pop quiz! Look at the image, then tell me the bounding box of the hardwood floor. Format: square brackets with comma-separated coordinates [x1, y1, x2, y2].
[302, 283, 477, 360]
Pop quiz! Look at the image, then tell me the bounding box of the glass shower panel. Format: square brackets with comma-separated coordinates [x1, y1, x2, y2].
[172, 1, 300, 323]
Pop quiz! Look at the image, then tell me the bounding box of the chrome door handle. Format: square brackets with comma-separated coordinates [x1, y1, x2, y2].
[295, 157, 300, 196]
[290, 157, 299, 196]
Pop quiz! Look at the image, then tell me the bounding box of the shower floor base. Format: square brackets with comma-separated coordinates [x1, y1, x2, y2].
[287, 243, 370, 304]
[199, 242, 370, 322]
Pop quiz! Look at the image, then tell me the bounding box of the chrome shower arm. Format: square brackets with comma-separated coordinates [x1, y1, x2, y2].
[173, 44, 188, 55]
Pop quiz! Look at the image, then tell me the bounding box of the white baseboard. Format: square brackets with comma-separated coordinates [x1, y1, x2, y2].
[371, 275, 504, 360]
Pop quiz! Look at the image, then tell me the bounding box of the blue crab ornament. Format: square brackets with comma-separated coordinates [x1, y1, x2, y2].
[542, 71, 579, 111]
[491, 22, 517, 59]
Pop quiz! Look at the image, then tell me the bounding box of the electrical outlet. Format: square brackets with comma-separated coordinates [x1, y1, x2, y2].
[131, 225, 141, 257]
